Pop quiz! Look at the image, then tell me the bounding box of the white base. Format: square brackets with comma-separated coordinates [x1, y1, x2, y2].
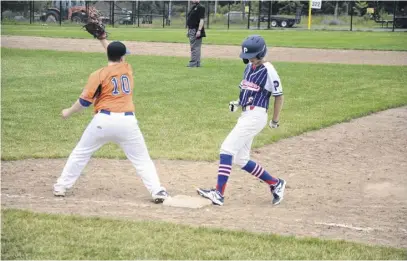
[163, 195, 212, 209]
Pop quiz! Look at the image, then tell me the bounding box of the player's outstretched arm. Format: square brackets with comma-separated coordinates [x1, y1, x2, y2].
[61, 72, 98, 120]
[99, 34, 109, 51]
[61, 100, 87, 119]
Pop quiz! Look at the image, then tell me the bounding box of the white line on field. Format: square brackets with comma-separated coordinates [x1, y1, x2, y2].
[314, 222, 376, 232]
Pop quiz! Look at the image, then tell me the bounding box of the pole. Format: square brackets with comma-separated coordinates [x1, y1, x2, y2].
[132, 1, 135, 25]
[32, 1, 35, 24]
[308, 0, 311, 30]
[187, 0, 190, 29]
[59, 0, 62, 26]
[350, 1, 353, 31]
[111, 1, 115, 27]
[206, 1, 210, 29]
[257, 0, 261, 30]
[29, 1, 33, 24]
[109, 1, 112, 26]
[85, 1, 89, 19]
[107, 0, 110, 25]
[392, 0, 396, 32]
[169, 0, 172, 22]
[227, 1, 230, 30]
[247, 1, 251, 29]
[162, 2, 165, 28]
[137, 0, 140, 27]
[267, 0, 271, 29]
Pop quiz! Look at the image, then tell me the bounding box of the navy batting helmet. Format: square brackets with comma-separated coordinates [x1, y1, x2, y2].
[239, 35, 267, 60]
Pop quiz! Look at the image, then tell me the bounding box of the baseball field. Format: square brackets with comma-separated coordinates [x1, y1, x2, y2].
[1, 26, 407, 259]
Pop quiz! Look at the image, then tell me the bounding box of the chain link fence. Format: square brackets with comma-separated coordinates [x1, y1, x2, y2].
[1, 1, 406, 31]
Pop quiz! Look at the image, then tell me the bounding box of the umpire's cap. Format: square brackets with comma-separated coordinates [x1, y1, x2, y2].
[239, 35, 267, 60]
[107, 41, 131, 58]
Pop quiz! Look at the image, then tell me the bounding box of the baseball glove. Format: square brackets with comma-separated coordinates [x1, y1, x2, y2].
[82, 20, 107, 40]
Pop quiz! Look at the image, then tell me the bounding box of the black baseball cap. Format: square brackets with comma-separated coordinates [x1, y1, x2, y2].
[107, 41, 131, 58]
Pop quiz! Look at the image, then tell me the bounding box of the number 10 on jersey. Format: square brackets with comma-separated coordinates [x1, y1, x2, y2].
[112, 75, 131, 95]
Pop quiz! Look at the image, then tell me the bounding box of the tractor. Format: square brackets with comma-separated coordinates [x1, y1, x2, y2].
[40, 0, 108, 24]
[369, 3, 407, 29]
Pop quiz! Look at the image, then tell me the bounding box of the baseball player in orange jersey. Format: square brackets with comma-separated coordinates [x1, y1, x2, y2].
[53, 34, 169, 203]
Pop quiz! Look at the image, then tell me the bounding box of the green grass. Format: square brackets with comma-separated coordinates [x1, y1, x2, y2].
[2, 209, 406, 260]
[2, 24, 407, 50]
[2, 48, 407, 161]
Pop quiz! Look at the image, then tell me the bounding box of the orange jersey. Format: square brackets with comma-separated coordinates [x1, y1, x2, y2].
[80, 62, 135, 113]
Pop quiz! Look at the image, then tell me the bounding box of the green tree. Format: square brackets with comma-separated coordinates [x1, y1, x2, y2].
[354, 1, 368, 16]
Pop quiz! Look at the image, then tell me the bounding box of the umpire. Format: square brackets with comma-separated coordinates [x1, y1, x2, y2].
[186, 0, 206, 67]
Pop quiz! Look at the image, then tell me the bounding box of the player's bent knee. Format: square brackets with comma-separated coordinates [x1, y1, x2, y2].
[220, 144, 238, 156]
[219, 148, 235, 158]
[235, 158, 249, 168]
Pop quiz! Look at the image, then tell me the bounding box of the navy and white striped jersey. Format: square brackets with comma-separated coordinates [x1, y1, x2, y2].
[238, 62, 283, 109]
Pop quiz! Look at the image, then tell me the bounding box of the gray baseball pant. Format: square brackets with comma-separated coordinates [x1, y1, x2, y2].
[188, 28, 202, 67]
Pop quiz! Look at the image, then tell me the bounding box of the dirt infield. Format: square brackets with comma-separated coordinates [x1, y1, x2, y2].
[2, 35, 407, 65]
[2, 107, 407, 248]
[2, 36, 407, 249]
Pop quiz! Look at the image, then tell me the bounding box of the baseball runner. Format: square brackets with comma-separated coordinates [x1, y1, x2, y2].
[53, 23, 169, 203]
[197, 35, 286, 206]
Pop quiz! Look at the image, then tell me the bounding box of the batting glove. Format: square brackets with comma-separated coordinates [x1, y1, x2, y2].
[269, 120, 279, 128]
[229, 100, 240, 112]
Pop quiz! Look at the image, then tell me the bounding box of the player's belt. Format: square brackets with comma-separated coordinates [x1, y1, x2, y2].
[99, 109, 134, 116]
[242, 106, 267, 112]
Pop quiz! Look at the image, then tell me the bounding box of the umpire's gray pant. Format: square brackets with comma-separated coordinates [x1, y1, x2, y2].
[188, 28, 202, 67]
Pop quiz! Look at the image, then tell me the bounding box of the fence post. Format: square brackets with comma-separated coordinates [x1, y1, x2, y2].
[162, 1, 165, 28]
[206, 1, 210, 29]
[59, 0, 62, 26]
[29, 1, 33, 24]
[267, 0, 271, 29]
[350, 1, 353, 31]
[247, 1, 251, 29]
[109, 1, 112, 25]
[33, 0, 35, 24]
[392, 0, 396, 32]
[185, 4, 188, 29]
[137, 0, 140, 27]
[227, 1, 230, 30]
[85, 1, 89, 20]
[168, 0, 172, 26]
[132, 1, 135, 25]
[111, 1, 115, 27]
[257, 0, 261, 29]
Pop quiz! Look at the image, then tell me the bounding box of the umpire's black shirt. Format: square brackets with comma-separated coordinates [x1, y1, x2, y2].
[187, 3, 206, 37]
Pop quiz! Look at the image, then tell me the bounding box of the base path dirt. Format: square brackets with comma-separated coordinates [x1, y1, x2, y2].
[2, 35, 407, 65]
[2, 107, 407, 248]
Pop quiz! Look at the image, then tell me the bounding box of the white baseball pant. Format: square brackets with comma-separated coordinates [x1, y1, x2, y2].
[54, 111, 163, 195]
[220, 106, 268, 167]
